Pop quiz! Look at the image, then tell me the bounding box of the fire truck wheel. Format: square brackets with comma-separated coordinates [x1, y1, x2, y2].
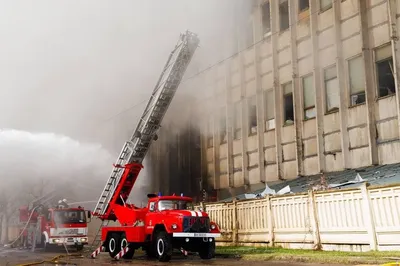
[120, 234, 135, 259]
[107, 233, 121, 258]
[198, 239, 215, 260]
[154, 231, 172, 262]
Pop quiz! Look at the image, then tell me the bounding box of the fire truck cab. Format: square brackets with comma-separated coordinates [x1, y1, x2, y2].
[19, 203, 91, 251]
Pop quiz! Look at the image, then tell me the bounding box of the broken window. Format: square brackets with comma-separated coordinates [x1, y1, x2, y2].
[320, 0, 332, 11]
[375, 44, 396, 98]
[299, 0, 309, 12]
[324, 65, 339, 112]
[233, 101, 242, 140]
[261, 1, 271, 36]
[303, 74, 315, 119]
[206, 116, 213, 148]
[283, 82, 294, 125]
[279, 0, 289, 32]
[264, 89, 275, 130]
[348, 55, 366, 106]
[220, 107, 227, 143]
[248, 96, 257, 135]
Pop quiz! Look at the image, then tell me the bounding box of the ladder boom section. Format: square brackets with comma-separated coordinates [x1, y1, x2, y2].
[93, 31, 199, 219]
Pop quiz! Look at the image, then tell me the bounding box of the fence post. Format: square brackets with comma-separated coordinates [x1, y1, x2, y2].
[232, 200, 238, 245]
[360, 183, 378, 251]
[308, 190, 322, 250]
[266, 195, 274, 247]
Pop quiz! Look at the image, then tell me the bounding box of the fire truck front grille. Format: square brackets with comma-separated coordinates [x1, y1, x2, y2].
[182, 216, 210, 233]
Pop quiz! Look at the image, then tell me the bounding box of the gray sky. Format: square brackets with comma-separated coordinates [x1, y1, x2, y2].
[0, 0, 236, 151]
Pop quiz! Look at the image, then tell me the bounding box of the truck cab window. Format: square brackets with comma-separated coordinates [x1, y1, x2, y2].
[158, 200, 193, 211]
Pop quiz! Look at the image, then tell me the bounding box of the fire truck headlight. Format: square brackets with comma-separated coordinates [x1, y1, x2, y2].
[53, 239, 60, 243]
[80, 238, 88, 242]
[210, 224, 216, 230]
[171, 224, 178, 230]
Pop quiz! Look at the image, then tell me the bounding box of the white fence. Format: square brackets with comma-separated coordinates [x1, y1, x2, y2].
[202, 183, 400, 252]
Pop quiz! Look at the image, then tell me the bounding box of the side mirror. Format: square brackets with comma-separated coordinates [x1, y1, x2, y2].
[87, 211, 92, 222]
[149, 203, 155, 212]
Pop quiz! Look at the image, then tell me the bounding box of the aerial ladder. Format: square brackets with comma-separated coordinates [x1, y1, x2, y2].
[90, 31, 200, 250]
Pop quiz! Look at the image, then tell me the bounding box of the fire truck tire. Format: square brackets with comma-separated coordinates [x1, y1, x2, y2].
[120, 234, 135, 259]
[107, 233, 121, 258]
[198, 239, 216, 260]
[76, 245, 84, 251]
[154, 231, 172, 262]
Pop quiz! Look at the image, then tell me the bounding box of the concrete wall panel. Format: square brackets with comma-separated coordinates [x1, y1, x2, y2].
[341, 15, 360, 39]
[282, 125, 295, 143]
[231, 87, 241, 102]
[219, 174, 228, 188]
[282, 161, 297, 179]
[298, 56, 313, 76]
[245, 79, 256, 96]
[376, 96, 397, 120]
[349, 127, 369, 148]
[303, 138, 318, 157]
[220, 144, 227, 158]
[325, 152, 344, 172]
[377, 119, 399, 142]
[278, 48, 291, 66]
[283, 143, 296, 161]
[261, 57, 273, 75]
[264, 130, 276, 147]
[350, 147, 370, 168]
[348, 105, 367, 127]
[259, 41, 272, 58]
[220, 159, 227, 174]
[297, 38, 312, 59]
[207, 148, 213, 161]
[264, 147, 276, 163]
[324, 132, 342, 152]
[318, 27, 335, 50]
[340, 0, 358, 20]
[265, 164, 278, 181]
[233, 155, 242, 169]
[324, 112, 340, 133]
[261, 72, 273, 88]
[248, 152, 259, 167]
[342, 34, 362, 59]
[231, 72, 240, 87]
[319, 45, 336, 68]
[303, 119, 317, 138]
[304, 156, 319, 176]
[245, 64, 256, 81]
[244, 48, 254, 65]
[249, 168, 260, 185]
[248, 135, 258, 151]
[379, 142, 400, 165]
[278, 31, 290, 50]
[233, 140, 242, 155]
[296, 22, 310, 40]
[234, 171, 244, 187]
[370, 23, 390, 48]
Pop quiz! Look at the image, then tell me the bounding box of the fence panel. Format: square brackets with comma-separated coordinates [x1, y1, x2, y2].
[271, 194, 312, 244]
[314, 190, 368, 245]
[205, 202, 234, 242]
[369, 185, 400, 248]
[236, 199, 269, 242]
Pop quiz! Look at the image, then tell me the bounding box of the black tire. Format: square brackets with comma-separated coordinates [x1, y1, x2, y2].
[198, 239, 216, 260]
[76, 245, 84, 252]
[120, 234, 135, 259]
[154, 231, 172, 262]
[108, 233, 121, 258]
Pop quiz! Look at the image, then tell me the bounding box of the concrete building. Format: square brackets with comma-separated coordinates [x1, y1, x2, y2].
[149, 0, 400, 200]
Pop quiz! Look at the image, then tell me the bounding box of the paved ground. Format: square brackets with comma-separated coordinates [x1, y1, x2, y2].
[0, 247, 347, 266]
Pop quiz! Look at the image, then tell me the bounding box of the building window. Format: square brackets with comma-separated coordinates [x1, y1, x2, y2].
[248, 96, 257, 135]
[220, 107, 227, 143]
[261, 1, 271, 37]
[207, 116, 213, 148]
[245, 20, 254, 48]
[264, 89, 275, 130]
[320, 0, 332, 11]
[283, 82, 294, 125]
[303, 74, 315, 119]
[279, 0, 289, 32]
[375, 44, 395, 98]
[348, 55, 366, 106]
[233, 102, 242, 140]
[324, 65, 339, 112]
[299, 0, 309, 12]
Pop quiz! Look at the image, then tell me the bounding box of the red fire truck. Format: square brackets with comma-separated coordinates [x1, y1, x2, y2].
[90, 31, 221, 262]
[19, 196, 91, 251]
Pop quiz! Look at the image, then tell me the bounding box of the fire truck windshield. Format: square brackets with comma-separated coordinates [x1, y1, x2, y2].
[53, 210, 86, 224]
[158, 200, 193, 211]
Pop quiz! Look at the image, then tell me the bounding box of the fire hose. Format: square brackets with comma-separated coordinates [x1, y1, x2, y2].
[15, 254, 82, 266]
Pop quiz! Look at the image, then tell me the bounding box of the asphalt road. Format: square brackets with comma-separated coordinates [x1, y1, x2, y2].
[0, 247, 342, 266]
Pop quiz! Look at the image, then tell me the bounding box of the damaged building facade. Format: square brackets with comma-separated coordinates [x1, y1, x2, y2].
[149, 0, 400, 201]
